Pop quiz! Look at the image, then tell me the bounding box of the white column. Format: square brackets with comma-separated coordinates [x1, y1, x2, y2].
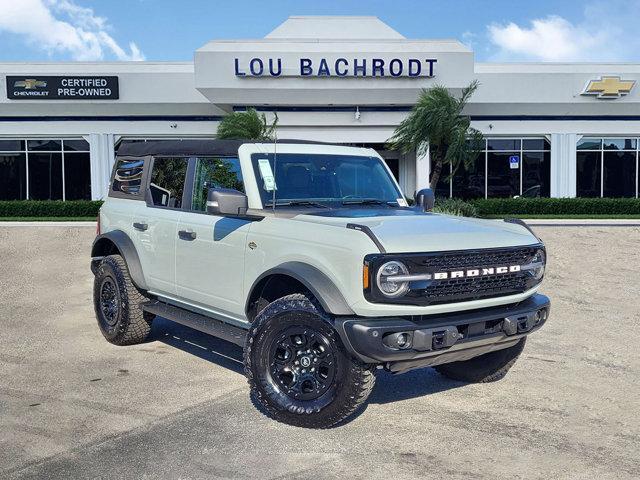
[86, 133, 116, 200]
[550, 133, 579, 198]
[415, 142, 430, 193]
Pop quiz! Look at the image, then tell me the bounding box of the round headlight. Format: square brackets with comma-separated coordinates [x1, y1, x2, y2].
[530, 249, 546, 280]
[376, 261, 410, 298]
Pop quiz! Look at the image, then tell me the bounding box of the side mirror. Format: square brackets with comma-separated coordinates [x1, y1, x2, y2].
[206, 188, 248, 216]
[414, 188, 435, 212]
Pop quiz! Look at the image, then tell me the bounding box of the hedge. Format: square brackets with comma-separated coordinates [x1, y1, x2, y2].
[469, 198, 640, 216]
[0, 200, 103, 218]
[1, 198, 640, 218]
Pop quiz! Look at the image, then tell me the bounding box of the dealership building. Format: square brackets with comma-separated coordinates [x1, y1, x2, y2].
[1, 16, 640, 202]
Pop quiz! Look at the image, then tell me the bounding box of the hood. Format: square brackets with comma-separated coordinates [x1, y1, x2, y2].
[292, 208, 539, 253]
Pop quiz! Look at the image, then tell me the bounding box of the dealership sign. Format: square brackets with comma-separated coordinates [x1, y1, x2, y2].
[234, 57, 437, 78]
[6, 76, 119, 100]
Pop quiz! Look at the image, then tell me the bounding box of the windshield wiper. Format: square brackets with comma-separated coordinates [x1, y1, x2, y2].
[265, 200, 330, 209]
[341, 199, 395, 207]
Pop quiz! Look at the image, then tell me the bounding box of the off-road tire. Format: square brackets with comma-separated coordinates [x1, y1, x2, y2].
[93, 254, 155, 346]
[434, 338, 527, 383]
[244, 293, 376, 428]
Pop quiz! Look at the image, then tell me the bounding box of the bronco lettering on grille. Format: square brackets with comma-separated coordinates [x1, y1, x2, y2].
[433, 265, 521, 280]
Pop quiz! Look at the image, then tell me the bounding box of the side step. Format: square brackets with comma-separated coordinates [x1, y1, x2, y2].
[143, 301, 247, 347]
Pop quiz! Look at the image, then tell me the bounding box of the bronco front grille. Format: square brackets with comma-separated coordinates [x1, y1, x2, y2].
[364, 245, 542, 306]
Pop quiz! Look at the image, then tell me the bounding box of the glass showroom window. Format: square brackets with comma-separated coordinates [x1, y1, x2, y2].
[432, 138, 550, 199]
[0, 139, 90, 200]
[577, 138, 638, 198]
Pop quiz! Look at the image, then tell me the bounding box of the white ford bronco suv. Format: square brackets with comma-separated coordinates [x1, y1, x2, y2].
[91, 139, 549, 428]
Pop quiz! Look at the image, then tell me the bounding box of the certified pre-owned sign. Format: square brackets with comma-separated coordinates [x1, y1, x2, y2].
[6, 76, 119, 100]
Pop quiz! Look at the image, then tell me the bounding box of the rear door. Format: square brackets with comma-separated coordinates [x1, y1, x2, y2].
[175, 156, 251, 323]
[130, 156, 189, 296]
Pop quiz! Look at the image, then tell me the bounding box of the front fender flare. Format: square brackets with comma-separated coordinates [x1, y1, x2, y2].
[91, 230, 147, 291]
[247, 262, 355, 316]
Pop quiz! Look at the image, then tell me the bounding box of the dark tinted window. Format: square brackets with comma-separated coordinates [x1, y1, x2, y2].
[603, 138, 636, 151]
[576, 152, 601, 197]
[452, 156, 485, 199]
[27, 140, 62, 151]
[577, 138, 601, 150]
[149, 157, 188, 208]
[0, 140, 25, 151]
[28, 152, 63, 200]
[0, 153, 27, 200]
[112, 158, 144, 196]
[522, 138, 550, 151]
[191, 157, 244, 211]
[63, 139, 90, 151]
[487, 139, 520, 151]
[603, 151, 636, 197]
[522, 152, 550, 197]
[487, 152, 520, 197]
[64, 152, 92, 200]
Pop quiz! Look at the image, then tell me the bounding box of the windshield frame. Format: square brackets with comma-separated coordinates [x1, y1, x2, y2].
[249, 152, 405, 210]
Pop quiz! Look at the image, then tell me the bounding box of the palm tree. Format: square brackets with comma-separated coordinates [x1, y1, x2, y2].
[387, 80, 484, 190]
[216, 108, 278, 140]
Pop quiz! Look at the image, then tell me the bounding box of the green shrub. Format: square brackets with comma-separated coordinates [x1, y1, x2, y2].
[0, 200, 103, 218]
[433, 197, 479, 217]
[469, 198, 640, 216]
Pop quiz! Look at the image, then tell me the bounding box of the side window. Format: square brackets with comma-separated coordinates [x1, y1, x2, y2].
[149, 157, 189, 208]
[191, 157, 244, 211]
[112, 158, 144, 196]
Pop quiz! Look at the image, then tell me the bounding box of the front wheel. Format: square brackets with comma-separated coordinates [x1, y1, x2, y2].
[244, 293, 376, 428]
[434, 337, 527, 383]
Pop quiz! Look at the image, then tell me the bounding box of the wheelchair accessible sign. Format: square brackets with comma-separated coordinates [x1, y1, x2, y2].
[509, 155, 520, 169]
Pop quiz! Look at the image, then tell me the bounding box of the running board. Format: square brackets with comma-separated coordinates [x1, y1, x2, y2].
[143, 301, 247, 347]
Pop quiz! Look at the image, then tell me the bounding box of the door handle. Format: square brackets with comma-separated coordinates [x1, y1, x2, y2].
[133, 222, 148, 231]
[178, 229, 197, 241]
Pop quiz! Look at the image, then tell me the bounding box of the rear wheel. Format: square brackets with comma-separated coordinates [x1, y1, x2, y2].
[93, 254, 155, 346]
[244, 293, 375, 428]
[434, 338, 526, 383]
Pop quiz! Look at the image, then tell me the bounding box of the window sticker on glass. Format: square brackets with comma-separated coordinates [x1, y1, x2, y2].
[257, 158, 276, 191]
[397, 198, 408, 207]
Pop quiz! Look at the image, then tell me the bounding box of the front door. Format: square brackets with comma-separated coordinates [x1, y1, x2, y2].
[175, 156, 251, 323]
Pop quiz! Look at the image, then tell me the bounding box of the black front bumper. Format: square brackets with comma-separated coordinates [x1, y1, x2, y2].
[334, 294, 550, 374]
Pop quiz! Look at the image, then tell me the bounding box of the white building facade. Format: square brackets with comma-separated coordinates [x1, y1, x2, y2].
[1, 16, 639, 201]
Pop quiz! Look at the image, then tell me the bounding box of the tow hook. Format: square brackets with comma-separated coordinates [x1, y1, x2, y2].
[503, 308, 549, 335]
[383, 326, 463, 352]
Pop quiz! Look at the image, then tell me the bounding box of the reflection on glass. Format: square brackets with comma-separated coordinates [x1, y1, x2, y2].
[522, 152, 550, 197]
[0, 153, 27, 200]
[603, 151, 636, 197]
[577, 138, 602, 150]
[64, 152, 91, 200]
[452, 157, 485, 199]
[603, 138, 636, 151]
[576, 152, 601, 197]
[191, 157, 244, 211]
[487, 152, 519, 197]
[28, 152, 63, 200]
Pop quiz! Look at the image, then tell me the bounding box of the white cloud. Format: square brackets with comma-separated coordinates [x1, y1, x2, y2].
[486, 1, 640, 62]
[0, 0, 145, 61]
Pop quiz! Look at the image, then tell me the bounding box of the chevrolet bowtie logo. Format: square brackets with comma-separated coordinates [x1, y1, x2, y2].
[14, 79, 47, 90]
[583, 76, 635, 98]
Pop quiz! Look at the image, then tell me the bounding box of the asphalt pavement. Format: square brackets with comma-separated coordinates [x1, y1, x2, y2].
[1, 225, 638, 479]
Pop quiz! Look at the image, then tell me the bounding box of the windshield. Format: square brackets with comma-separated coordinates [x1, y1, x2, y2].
[251, 153, 403, 208]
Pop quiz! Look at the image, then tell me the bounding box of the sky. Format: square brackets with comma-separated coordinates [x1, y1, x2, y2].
[0, 0, 639, 63]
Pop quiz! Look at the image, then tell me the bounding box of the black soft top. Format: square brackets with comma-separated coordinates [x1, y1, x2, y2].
[116, 139, 335, 157]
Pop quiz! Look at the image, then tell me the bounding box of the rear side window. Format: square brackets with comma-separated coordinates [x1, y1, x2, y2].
[112, 158, 144, 196]
[191, 156, 244, 211]
[149, 157, 188, 208]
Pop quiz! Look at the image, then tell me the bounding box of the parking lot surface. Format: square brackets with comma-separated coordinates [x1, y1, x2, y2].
[1, 225, 639, 479]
